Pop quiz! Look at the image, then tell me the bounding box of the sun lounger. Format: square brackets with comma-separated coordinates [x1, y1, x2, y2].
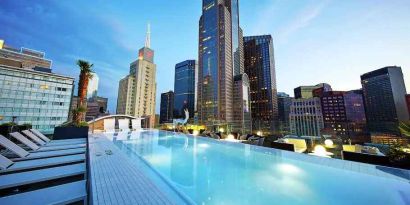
[0, 180, 87, 205]
[104, 118, 116, 132]
[0, 163, 85, 189]
[0, 154, 85, 174]
[0, 135, 85, 161]
[9, 132, 85, 152]
[22, 130, 85, 147]
[118, 119, 130, 131]
[132, 119, 142, 130]
[29, 129, 86, 145]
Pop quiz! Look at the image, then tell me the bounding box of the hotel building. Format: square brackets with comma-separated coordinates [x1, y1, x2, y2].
[0, 40, 74, 134]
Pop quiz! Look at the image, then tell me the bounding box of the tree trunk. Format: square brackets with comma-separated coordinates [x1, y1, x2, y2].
[77, 72, 89, 122]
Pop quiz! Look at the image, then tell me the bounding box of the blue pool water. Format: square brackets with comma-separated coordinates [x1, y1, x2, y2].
[109, 130, 410, 205]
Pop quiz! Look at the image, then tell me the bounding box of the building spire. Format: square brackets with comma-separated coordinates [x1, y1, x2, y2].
[145, 22, 151, 48]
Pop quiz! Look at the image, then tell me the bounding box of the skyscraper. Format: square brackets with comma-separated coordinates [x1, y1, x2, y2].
[174, 60, 197, 119]
[232, 74, 252, 134]
[198, 0, 246, 131]
[361, 66, 409, 134]
[277, 92, 293, 133]
[160, 91, 174, 124]
[116, 24, 157, 125]
[0, 40, 74, 134]
[87, 73, 99, 100]
[243, 35, 278, 133]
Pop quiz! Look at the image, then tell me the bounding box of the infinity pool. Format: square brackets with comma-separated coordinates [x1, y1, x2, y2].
[108, 130, 410, 205]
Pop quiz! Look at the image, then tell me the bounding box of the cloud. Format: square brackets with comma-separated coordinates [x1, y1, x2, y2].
[277, 1, 329, 42]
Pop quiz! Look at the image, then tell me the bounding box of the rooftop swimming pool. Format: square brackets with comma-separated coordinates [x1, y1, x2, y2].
[107, 130, 410, 205]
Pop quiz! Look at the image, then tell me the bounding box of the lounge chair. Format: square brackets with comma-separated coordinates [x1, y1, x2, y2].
[0, 153, 85, 174]
[131, 119, 142, 130]
[0, 135, 85, 162]
[0, 161, 85, 190]
[270, 142, 295, 152]
[29, 129, 86, 145]
[341, 150, 390, 166]
[284, 138, 307, 153]
[0, 179, 87, 205]
[118, 119, 130, 132]
[22, 130, 84, 147]
[9, 132, 85, 152]
[104, 118, 116, 132]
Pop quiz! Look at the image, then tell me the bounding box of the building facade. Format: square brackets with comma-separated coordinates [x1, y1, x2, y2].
[160, 91, 174, 124]
[85, 96, 108, 121]
[197, 0, 245, 130]
[243, 35, 278, 134]
[87, 73, 99, 100]
[0, 64, 74, 134]
[232, 74, 252, 134]
[277, 92, 293, 134]
[289, 97, 324, 137]
[294, 83, 332, 99]
[116, 25, 157, 126]
[174, 60, 197, 119]
[0, 39, 52, 70]
[319, 90, 369, 143]
[361, 66, 409, 135]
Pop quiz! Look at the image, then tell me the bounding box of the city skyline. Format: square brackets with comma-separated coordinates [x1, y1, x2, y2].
[1, 0, 409, 113]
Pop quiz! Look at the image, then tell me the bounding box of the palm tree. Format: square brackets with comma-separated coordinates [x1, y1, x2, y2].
[75, 60, 93, 124]
[399, 121, 410, 137]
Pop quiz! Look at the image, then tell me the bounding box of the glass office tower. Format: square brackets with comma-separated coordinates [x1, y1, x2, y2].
[0, 65, 74, 134]
[277, 92, 293, 133]
[160, 91, 174, 124]
[198, 0, 244, 129]
[174, 60, 197, 119]
[361, 66, 409, 135]
[243, 35, 278, 134]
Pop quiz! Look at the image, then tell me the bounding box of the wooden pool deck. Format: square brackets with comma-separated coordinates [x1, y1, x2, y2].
[88, 134, 185, 205]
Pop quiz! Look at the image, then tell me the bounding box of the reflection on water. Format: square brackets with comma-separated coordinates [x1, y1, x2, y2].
[111, 131, 410, 205]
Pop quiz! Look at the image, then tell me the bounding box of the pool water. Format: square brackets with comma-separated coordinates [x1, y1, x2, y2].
[109, 130, 410, 205]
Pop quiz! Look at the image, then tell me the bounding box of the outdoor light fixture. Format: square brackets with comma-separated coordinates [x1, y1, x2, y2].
[219, 128, 225, 133]
[256, 131, 262, 136]
[324, 139, 334, 147]
[227, 134, 234, 140]
[193, 130, 200, 136]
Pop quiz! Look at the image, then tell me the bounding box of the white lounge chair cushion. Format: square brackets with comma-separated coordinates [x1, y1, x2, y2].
[21, 130, 46, 146]
[0, 135, 30, 158]
[30, 129, 51, 142]
[0, 154, 85, 174]
[12, 147, 86, 162]
[0, 154, 14, 170]
[0, 163, 85, 189]
[0, 180, 87, 205]
[10, 132, 40, 151]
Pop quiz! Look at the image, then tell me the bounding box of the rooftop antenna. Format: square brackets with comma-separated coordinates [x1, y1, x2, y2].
[145, 22, 151, 48]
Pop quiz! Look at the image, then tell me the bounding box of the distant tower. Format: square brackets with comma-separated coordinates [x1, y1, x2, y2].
[361, 66, 409, 135]
[198, 0, 247, 132]
[117, 23, 157, 127]
[87, 72, 99, 99]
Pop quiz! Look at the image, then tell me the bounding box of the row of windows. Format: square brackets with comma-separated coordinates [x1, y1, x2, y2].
[0, 99, 69, 106]
[0, 107, 68, 113]
[1, 90, 71, 99]
[0, 116, 65, 121]
[0, 69, 73, 84]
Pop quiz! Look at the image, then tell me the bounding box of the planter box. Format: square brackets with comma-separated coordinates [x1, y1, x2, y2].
[0, 125, 32, 136]
[53, 126, 89, 140]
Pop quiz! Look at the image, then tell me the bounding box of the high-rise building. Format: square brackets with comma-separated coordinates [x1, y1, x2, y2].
[406, 94, 410, 117]
[86, 96, 108, 121]
[277, 92, 293, 133]
[198, 0, 245, 130]
[0, 41, 74, 134]
[289, 97, 324, 137]
[232, 74, 252, 134]
[116, 24, 157, 126]
[243, 35, 278, 133]
[294, 83, 332, 99]
[174, 60, 197, 119]
[361, 66, 409, 134]
[0, 39, 52, 70]
[87, 73, 99, 100]
[160, 91, 174, 124]
[319, 90, 369, 143]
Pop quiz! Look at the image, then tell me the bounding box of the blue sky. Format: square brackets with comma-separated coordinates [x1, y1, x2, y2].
[1, 0, 409, 113]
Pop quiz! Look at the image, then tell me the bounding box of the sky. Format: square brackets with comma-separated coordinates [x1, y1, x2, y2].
[1, 0, 409, 113]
